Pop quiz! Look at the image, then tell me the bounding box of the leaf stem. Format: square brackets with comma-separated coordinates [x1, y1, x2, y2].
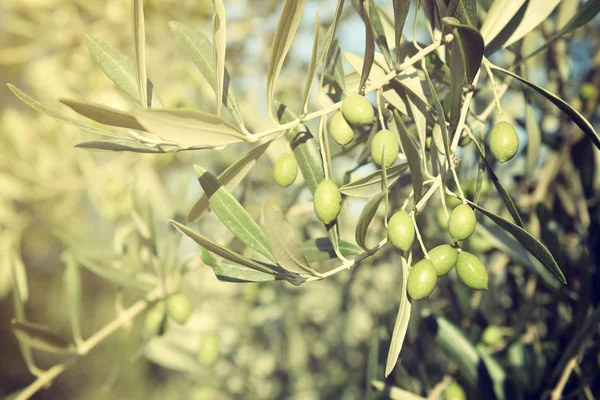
[483, 58, 505, 122]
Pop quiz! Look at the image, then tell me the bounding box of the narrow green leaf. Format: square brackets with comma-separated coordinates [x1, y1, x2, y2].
[75, 140, 168, 153]
[392, 111, 423, 202]
[524, 102, 541, 180]
[301, 238, 363, 262]
[445, 0, 478, 28]
[359, 0, 376, 94]
[72, 252, 152, 291]
[212, 0, 226, 117]
[497, 0, 560, 52]
[371, 381, 425, 400]
[169, 21, 245, 129]
[187, 140, 272, 223]
[366, 328, 383, 400]
[63, 255, 82, 343]
[340, 163, 408, 197]
[385, 257, 411, 377]
[85, 35, 163, 107]
[211, 260, 280, 283]
[134, 108, 248, 148]
[467, 200, 566, 284]
[442, 17, 484, 85]
[263, 205, 314, 275]
[319, 7, 347, 93]
[368, 1, 393, 68]
[194, 165, 274, 262]
[7, 84, 124, 139]
[267, 0, 307, 119]
[356, 191, 386, 251]
[59, 99, 146, 131]
[492, 66, 600, 151]
[392, 0, 411, 64]
[132, 0, 148, 107]
[10, 251, 28, 303]
[479, 0, 526, 45]
[12, 320, 76, 355]
[300, 14, 321, 115]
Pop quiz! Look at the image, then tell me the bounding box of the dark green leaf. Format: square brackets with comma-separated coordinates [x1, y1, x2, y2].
[359, 0, 376, 93]
[356, 191, 386, 251]
[392, 111, 423, 202]
[392, 0, 411, 65]
[445, 0, 478, 28]
[12, 320, 76, 355]
[385, 258, 411, 377]
[301, 238, 363, 262]
[340, 163, 408, 197]
[59, 99, 146, 131]
[368, 1, 393, 68]
[211, 260, 280, 283]
[442, 17, 484, 85]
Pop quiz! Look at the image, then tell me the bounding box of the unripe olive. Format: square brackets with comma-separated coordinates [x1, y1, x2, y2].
[313, 178, 342, 224]
[481, 325, 506, 346]
[456, 251, 488, 290]
[436, 208, 449, 229]
[488, 122, 519, 163]
[464, 179, 489, 199]
[579, 82, 597, 102]
[197, 331, 220, 368]
[167, 292, 193, 325]
[274, 153, 298, 188]
[428, 244, 458, 276]
[371, 129, 399, 167]
[444, 382, 467, 400]
[407, 259, 438, 300]
[341, 94, 374, 126]
[143, 304, 166, 339]
[459, 130, 472, 147]
[329, 111, 355, 145]
[388, 210, 415, 251]
[465, 233, 493, 254]
[448, 204, 477, 242]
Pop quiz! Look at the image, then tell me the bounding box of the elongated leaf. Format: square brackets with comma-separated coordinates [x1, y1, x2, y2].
[194, 165, 274, 262]
[267, 0, 307, 119]
[86, 35, 163, 107]
[212, 0, 226, 117]
[320, 15, 347, 92]
[366, 329, 382, 400]
[423, 313, 507, 399]
[442, 17, 484, 85]
[10, 251, 28, 303]
[300, 14, 320, 114]
[340, 163, 408, 197]
[187, 140, 272, 223]
[12, 320, 76, 355]
[134, 108, 248, 148]
[7, 84, 124, 139]
[359, 0, 376, 93]
[392, 111, 423, 202]
[479, 0, 526, 45]
[467, 201, 566, 284]
[72, 252, 152, 291]
[75, 140, 167, 153]
[385, 257, 411, 376]
[132, 0, 148, 107]
[492, 66, 600, 151]
[525, 102, 541, 180]
[446, 0, 478, 28]
[498, 0, 560, 51]
[170, 220, 304, 285]
[63, 255, 82, 343]
[392, 0, 410, 64]
[60, 99, 146, 131]
[301, 238, 363, 262]
[263, 205, 314, 275]
[371, 381, 425, 400]
[356, 191, 386, 251]
[169, 22, 245, 129]
[368, 0, 393, 68]
[211, 260, 280, 283]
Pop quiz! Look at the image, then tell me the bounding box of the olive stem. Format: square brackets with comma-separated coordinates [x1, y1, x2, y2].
[376, 88, 386, 128]
[410, 211, 429, 258]
[482, 58, 505, 122]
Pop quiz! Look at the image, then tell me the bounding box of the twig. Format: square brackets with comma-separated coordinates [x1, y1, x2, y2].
[483, 58, 505, 122]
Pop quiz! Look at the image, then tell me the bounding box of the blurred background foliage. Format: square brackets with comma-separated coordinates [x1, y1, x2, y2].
[1, 0, 599, 399]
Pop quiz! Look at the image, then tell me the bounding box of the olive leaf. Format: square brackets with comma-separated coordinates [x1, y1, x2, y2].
[467, 201, 566, 284]
[267, 0, 307, 119]
[132, 0, 148, 107]
[371, 381, 425, 400]
[492, 65, 600, 151]
[134, 108, 248, 148]
[10, 250, 28, 303]
[358, 0, 376, 93]
[479, 0, 526, 45]
[300, 14, 321, 115]
[340, 162, 408, 197]
[12, 320, 77, 355]
[391, 111, 423, 202]
[59, 99, 146, 131]
[368, 0, 393, 68]
[169, 21, 245, 129]
[355, 191, 386, 251]
[319, 4, 347, 92]
[201, 249, 279, 283]
[194, 165, 275, 262]
[366, 329, 382, 400]
[63, 254, 82, 343]
[524, 102, 541, 180]
[187, 140, 272, 223]
[442, 17, 484, 86]
[392, 0, 410, 64]
[423, 313, 507, 399]
[85, 36, 163, 107]
[301, 238, 363, 262]
[445, 0, 478, 28]
[7, 84, 124, 140]
[75, 140, 168, 153]
[345, 51, 388, 87]
[385, 257, 411, 377]
[212, 0, 226, 118]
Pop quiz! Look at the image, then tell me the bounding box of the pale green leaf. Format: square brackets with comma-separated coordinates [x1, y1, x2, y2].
[371, 381, 425, 400]
[10, 250, 28, 303]
[480, 0, 526, 45]
[525, 102, 541, 180]
[12, 320, 76, 355]
[301, 14, 320, 114]
[75, 140, 168, 153]
[63, 255, 82, 343]
[355, 191, 386, 251]
[368, 0, 393, 68]
[301, 238, 363, 262]
[340, 163, 408, 197]
[59, 99, 146, 131]
[211, 260, 280, 283]
[358, 0, 375, 93]
[212, 0, 226, 118]
[267, 0, 307, 119]
[385, 258, 411, 377]
[132, 0, 148, 107]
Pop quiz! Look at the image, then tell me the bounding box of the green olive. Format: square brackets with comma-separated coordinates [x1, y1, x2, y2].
[329, 111, 355, 145]
[313, 178, 342, 224]
[407, 259, 438, 300]
[458, 130, 471, 147]
[274, 153, 298, 188]
[456, 251, 488, 290]
[446, 195, 463, 209]
[448, 204, 477, 242]
[464, 179, 489, 199]
[371, 129, 399, 167]
[436, 208, 449, 230]
[480, 325, 506, 346]
[488, 122, 519, 163]
[167, 292, 193, 325]
[465, 232, 493, 254]
[388, 210, 414, 251]
[428, 244, 458, 276]
[444, 382, 467, 400]
[143, 304, 166, 338]
[197, 331, 220, 368]
[342, 94, 374, 126]
[579, 82, 597, 102]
